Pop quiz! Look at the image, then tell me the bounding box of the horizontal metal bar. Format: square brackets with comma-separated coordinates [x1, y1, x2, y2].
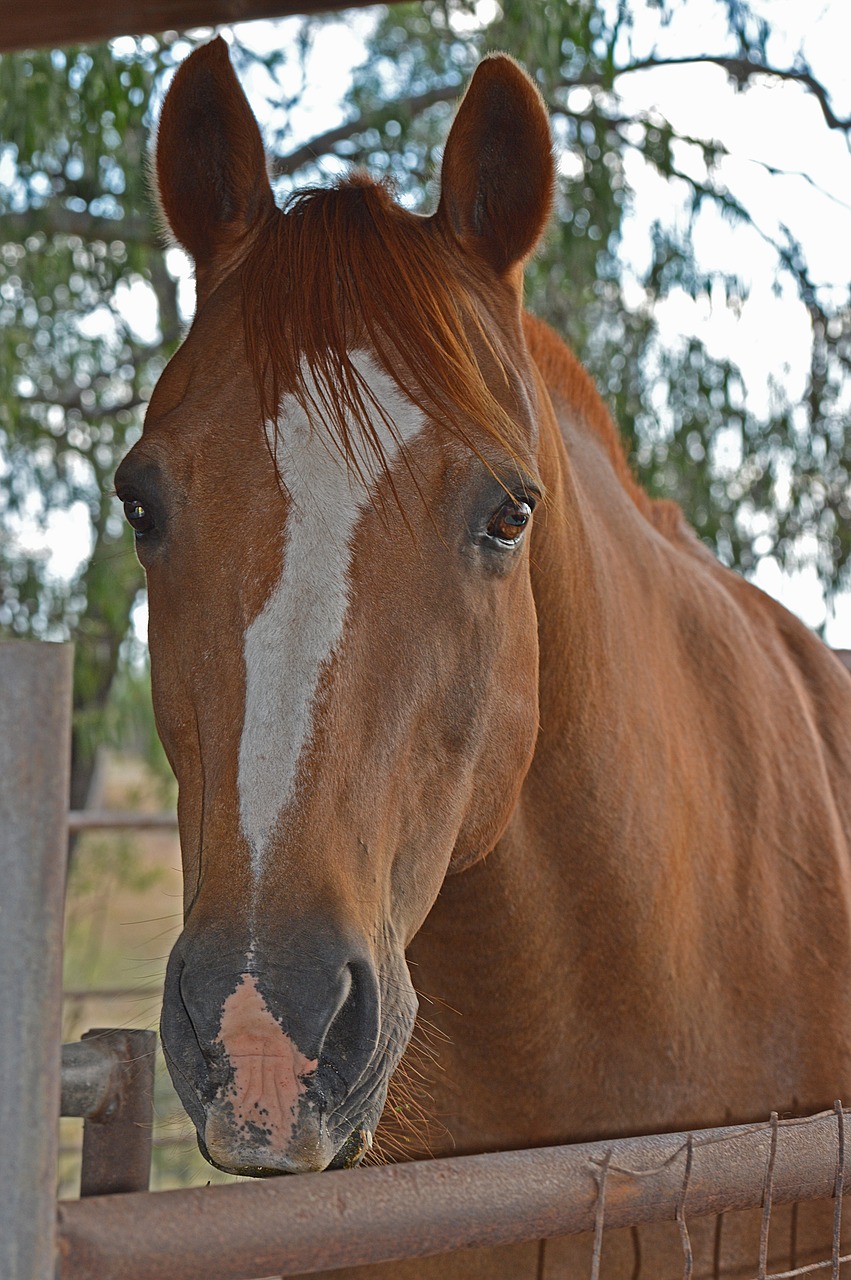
[61, 1133, 195, 1156]
[56, 1107, 850, 1280]
[67, 811, 178, 832]
[64, 988, 163, 1001]
[0, 0, 400, 54]
[60, 1041, 121, 1120]
[60, 1032, 157, 1133]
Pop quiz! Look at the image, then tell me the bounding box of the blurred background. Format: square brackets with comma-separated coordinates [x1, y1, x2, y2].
[1, 0, 849, 1195]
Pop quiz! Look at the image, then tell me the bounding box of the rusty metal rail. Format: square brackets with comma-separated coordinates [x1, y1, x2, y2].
[68, 810, 177, 831]
[62, 1038, 133, 1120]
[56, 1107, 850, 1280]
[61, 1030, 157, 1197]
[64, 987, 163, 1001]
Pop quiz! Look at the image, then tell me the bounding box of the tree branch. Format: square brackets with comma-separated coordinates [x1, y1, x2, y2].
[0, 207, 158, 247]
[270, 82, 462, 178]
[270, 54, 848, 180]
[607, 55, 851, 134]
[147, 253, 183, 353]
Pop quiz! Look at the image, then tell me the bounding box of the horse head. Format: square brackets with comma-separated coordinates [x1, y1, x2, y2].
[116, 38, 554, 1175]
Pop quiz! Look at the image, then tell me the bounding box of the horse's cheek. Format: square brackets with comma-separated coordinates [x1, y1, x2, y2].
[447, 608, 541, 873]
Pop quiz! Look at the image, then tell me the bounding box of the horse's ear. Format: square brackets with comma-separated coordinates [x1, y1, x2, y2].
[436, 55, 555, 280]
[153, 37, 274, 304]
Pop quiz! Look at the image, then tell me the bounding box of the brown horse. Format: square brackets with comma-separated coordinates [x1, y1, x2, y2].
[117, 38, 851, 1277]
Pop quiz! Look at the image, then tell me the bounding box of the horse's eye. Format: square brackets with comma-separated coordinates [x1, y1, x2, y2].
[123, 496, 155, 539]
[487, 498, 534, 544]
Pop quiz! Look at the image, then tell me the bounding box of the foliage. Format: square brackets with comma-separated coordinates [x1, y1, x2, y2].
[1, 1, 849, 799]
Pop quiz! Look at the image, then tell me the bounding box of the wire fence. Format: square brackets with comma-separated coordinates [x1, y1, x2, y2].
[587, 1106, 848, 1280]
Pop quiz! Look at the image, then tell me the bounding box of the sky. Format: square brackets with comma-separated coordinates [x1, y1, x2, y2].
[16, 0, 851, 643]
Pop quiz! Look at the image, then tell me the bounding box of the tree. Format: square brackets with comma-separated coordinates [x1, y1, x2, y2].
[0, 34, 291, 809]
[1, 1, 849, 810]
[1, 39, 178, 809]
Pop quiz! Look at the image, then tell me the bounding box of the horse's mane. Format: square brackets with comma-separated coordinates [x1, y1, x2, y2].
[241, 174, 526, 490]
[522, 312, 688, 543]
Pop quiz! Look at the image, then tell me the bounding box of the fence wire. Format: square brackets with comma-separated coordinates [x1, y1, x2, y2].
[585, 1102, 849, 1280]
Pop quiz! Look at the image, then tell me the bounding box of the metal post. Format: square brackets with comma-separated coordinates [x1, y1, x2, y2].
[0, 641, 73, 1280]
[78, 1029, 156, 1196]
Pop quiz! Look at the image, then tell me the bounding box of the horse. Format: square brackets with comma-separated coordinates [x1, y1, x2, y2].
[115, 38, 851, 1277]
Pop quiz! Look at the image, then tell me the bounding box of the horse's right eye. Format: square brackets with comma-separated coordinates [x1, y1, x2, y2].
[123, 496, 155, 539]
[487, 498, 534, 546]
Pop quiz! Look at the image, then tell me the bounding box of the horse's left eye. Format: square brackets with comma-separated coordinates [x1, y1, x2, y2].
[487, 498, 534, 545]
[123, 496, 155, 539]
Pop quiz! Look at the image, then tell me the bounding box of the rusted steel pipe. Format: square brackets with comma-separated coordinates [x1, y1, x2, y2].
[57, 1107, 850, 1280]
[0, 642, 73, 1280]
[64, 987, 163, 1001]
[77, 1029, 157, 1197]
[67, 810, 178, 831]
[61, 1032, 156, 1130]
[61, 1039, 125, 1119]
[0, 0, 406, 54]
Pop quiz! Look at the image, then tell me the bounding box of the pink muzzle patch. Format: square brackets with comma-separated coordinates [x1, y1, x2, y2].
[205, 973, 318, 1165]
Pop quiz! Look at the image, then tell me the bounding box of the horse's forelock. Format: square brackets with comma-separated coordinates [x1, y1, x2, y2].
[240, 176, 529, 490]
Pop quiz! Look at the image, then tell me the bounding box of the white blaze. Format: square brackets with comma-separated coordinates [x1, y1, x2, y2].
[238, 353, 426, 874]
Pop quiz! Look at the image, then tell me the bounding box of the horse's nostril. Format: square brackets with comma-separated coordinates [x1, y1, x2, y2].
[321, 958, 381, 1086]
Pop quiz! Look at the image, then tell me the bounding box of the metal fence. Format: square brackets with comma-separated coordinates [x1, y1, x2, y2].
[54, 1107, 851, 1279]
[4, 640, 851, 1280]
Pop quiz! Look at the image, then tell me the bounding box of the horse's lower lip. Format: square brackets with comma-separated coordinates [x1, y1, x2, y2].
[200, 1144, 288, 1177]
[198, 1114, 373, 1177]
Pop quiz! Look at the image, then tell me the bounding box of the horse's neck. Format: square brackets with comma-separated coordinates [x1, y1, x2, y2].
[404, 357, 691, 1150]
[405, 339, 851, 1159]
[392, 321, 851, 1183]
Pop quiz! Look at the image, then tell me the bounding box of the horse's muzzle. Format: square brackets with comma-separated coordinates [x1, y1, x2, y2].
[160, 927, 407, 1175]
